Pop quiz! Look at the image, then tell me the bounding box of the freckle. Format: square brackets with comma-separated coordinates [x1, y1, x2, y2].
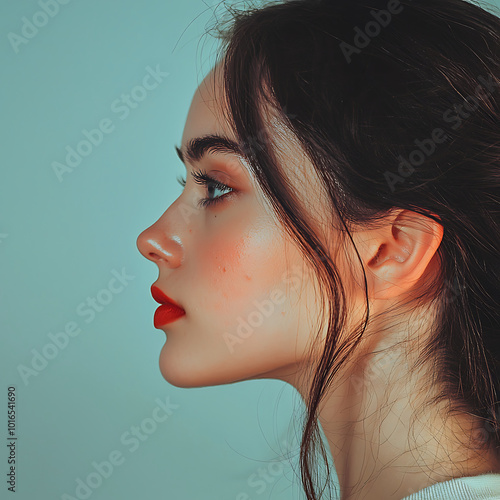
[281, 311, 285, 316]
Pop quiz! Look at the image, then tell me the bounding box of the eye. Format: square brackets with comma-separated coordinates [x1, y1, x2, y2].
[176, 175, 186, 188]
[176, 168, 235, 208]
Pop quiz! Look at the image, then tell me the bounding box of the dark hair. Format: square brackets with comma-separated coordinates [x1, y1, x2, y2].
[209, 0, 500, 498]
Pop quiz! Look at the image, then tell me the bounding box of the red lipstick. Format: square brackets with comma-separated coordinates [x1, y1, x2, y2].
[151, 285, 185, 328]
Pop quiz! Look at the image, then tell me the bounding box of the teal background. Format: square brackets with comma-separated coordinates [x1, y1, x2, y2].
[0, 1, 314, 499]
[0, 1, 499, 499]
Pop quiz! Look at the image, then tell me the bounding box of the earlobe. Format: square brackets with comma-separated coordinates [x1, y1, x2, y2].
[361, 210, 443, 300]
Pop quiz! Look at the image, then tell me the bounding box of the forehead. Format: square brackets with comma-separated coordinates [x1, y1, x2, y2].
[180, 65, 234, 148]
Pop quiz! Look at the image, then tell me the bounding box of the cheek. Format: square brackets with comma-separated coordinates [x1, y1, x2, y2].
[204, 236, 278, 322]
[205, 230, 250, 301]
[198, 213, 286, 314]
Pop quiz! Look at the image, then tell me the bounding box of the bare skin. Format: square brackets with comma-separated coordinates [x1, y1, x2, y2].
[137, 65, 500, 500]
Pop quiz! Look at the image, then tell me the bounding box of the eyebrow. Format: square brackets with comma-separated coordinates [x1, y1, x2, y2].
[175, 135, 244, 165]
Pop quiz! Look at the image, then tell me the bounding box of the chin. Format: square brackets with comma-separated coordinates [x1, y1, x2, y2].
[157, 342, 243, 388]
[158, 343, 201, 388]
[159, 365, 202, 388]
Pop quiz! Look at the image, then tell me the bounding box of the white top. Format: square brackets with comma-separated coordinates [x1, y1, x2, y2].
[402, 473, 500, 499]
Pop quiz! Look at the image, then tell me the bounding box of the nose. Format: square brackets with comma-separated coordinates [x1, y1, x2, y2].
[136, 214, 184, 268]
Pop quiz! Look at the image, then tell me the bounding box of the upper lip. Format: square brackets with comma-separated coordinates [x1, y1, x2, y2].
[151, 285, 184, 310]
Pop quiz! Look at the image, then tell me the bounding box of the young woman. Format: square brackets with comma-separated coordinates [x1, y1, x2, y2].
[136, 0, 500, 498]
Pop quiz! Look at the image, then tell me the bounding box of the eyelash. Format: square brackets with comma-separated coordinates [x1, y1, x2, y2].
[176, 168, 234, 208]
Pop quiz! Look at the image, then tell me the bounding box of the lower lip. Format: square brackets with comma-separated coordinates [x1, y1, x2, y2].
[154, 304, 186, 328]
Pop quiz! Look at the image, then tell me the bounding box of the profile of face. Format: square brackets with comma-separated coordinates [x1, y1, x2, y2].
[136, 65, 329, 388]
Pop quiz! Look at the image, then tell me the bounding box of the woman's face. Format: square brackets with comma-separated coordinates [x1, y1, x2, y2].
[136, 66, 329, 388]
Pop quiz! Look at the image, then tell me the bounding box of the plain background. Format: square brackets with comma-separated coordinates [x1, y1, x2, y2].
[1, 1, 499, 499]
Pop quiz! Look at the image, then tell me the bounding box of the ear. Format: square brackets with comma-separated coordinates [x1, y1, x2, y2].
[353, 210, 444, 300]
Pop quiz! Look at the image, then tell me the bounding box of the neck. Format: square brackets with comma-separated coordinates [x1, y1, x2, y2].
[265, 301, 500, 500]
